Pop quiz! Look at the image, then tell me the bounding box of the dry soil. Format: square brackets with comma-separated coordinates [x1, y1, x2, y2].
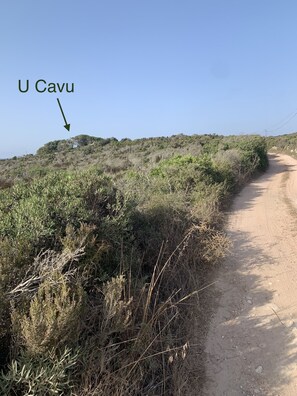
[203, 154, 297, 396]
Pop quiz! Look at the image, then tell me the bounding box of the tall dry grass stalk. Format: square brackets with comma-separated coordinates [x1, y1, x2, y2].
[72, 224, 229, 395]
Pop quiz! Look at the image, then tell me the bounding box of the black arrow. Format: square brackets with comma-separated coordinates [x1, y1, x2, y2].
[57, 98, 70, 131]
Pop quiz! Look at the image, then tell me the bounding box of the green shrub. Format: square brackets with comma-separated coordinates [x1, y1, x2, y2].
[0, 169, 128, 258]
[16, 273, 85, 355]
[0, 347, 78, 395]
[0, 133, 268, 395]
[150, 155, 224, 193]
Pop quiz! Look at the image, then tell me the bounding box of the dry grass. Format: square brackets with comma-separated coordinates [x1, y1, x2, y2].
[0, 133, 266, 395]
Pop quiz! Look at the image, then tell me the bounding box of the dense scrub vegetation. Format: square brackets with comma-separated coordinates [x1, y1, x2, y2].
[0, 134, 267, 395]
[267, 132, 297, 157]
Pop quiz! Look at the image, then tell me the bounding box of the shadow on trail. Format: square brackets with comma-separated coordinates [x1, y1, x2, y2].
[201, 234, 297, 395]
[200, 153, 297, 395]
[227, 153, 295, 214]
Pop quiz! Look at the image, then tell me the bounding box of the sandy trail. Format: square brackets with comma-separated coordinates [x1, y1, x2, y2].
[203, 154, 297, 396]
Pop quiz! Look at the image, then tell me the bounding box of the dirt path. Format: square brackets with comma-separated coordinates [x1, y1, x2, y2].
[202, 154, 297, 396]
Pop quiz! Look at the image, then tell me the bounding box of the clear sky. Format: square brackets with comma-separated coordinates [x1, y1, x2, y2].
[1, 0, 297, 158]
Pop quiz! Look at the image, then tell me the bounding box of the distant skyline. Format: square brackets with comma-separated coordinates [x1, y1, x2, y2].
[2, 1, 297, 158]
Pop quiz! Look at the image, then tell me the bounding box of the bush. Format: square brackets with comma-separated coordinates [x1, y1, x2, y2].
[0, 347, 78, 395]
[16, 273, 85, 355]
[150, 155, 224, 193]
[0, 133, 268, 395]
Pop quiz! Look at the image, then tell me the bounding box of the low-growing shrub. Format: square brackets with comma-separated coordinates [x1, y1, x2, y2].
[16, 273, 85, 355]
[0, 133, 268, 395]
[0, 347, 78, 395]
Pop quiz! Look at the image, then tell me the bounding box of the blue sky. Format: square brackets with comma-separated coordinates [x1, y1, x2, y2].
[1, 0, 297, 158]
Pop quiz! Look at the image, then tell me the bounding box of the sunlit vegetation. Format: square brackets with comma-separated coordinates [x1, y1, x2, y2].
[0, 133, 267, 395]
[267, 132, 297, 157]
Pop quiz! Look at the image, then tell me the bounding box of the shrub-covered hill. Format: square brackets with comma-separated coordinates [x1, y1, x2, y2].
[266, 132, 297, 156]
[0, 133, 267, 184]
[0, 134, 267, 395]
